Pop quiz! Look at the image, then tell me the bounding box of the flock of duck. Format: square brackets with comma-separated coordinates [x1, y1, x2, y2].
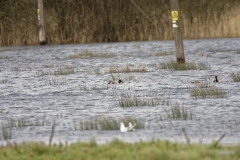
[113, 76, 219, 132]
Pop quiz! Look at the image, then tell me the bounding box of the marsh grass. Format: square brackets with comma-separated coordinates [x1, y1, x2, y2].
[0, 79, 8, 84]
[164, 103, 194, 120]
[155, 51, 174, 56]
[107, 64, 148, 73]
[190, 86, 227, 99]
[0, 139, 239, 160]
[38, 66, 75, 76]
[159, 61, 209, 70]
[46, 79, 67, 86]
[118, 92, 169, 108]
[42, 64, 54, 68]
[84, 67, 102, 75]
[229, 71, 240, 82]
[1, 124, 12, 140]
[78, 83, 110, 91]
[67, 50, 116, 59]
[0, 55, 9, 59]
[110, 73, 136, 82]
[11, 67, 21, 72]
[75, 116, 145, 130]
[6, 118, 51, 129]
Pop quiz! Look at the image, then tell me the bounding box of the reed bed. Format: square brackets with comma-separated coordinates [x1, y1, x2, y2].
[1, 0, 240, 46]
[190, 86, 227, 99]
[229, 71, 240, 82]
[159, 61, 209, 70]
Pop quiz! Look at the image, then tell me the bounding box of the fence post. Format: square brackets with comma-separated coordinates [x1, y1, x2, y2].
[38, 0, 46, 45]
[170, 0, 185, 63]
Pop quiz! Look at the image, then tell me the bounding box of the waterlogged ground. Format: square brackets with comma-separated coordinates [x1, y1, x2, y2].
[0, 38, 240, 145]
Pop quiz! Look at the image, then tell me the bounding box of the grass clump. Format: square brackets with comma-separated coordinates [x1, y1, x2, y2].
[164, 103, 194, 120]
[229, 71, 240, 82]
[79, 83, 110, 91]
[159, 61, 209, 70]
[0, 55, 9, 59]
[190, 86, 227, 99]
[46, 79, 67, 86]
[75, 116, 145, 130]
[38, 66, 75, 76]
[1, 124, 12, 140]
[107, 64, 148, 73]
[155, 51, 174, 56]
[67, 50, 116, 59]
[118, 92, 170, 108]
[0, 79, 7, 84]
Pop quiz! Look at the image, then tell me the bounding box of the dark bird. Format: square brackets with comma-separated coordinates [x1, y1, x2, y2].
[213, 76, 219, 82]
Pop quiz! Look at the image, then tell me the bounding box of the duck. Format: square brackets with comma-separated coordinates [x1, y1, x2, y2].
[191, 81, 201, 84]
[213, 76, 219, 82]
[108, 79, 124, 84]
[120, 122, 136, 132]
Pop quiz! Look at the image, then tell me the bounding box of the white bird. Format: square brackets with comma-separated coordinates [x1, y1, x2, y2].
[120, 122, 136, 132]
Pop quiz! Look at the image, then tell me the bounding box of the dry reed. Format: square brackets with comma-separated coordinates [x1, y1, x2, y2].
[0, 0, 240, 46]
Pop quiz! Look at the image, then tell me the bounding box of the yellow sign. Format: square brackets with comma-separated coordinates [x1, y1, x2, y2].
[171, 11, 178, 21]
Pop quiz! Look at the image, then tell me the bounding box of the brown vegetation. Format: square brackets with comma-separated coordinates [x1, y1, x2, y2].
[0, 0, 239, 46]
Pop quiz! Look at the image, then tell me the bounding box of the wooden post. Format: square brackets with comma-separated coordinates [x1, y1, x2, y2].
[38, 0, 46, 45]
[170, 0, 185, 63]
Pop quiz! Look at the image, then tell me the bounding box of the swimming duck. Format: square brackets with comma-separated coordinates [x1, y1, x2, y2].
[120, 122, 136, 132]
[191, 81, 201, 84]
[108, 79, 124, 84]
[213, 76, 219, 82]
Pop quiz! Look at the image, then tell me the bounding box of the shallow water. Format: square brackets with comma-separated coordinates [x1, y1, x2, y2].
[0, 38, 240, 145]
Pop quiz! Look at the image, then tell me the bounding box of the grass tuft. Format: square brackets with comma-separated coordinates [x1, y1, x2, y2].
[155, 51, 174, 56]
[190, 86, 227, 99]
[107, 64, 148, 73]
[229, 71, 240, 82]
[38, 66, 75, 76]
[67, 50, 116, 59]
[164, 103, 194, 120]
[75, 116, 145, 130]
[159, 61, 209, 70]
[1, 124, 12, 140]
[117, 92, 169, 108]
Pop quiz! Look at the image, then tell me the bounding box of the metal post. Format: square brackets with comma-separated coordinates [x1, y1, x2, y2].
[38, 0, 46, 45]
[170, 0, 185, 63]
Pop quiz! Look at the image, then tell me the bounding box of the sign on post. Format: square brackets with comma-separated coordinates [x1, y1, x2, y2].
[170, 0, 185, 63]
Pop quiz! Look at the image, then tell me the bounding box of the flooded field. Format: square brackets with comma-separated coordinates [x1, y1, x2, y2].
[0, 38, 240, 145]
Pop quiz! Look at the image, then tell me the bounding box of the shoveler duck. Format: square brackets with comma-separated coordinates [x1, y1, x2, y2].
[213, 76, 219, 82]
[108, 79, 124, 84]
